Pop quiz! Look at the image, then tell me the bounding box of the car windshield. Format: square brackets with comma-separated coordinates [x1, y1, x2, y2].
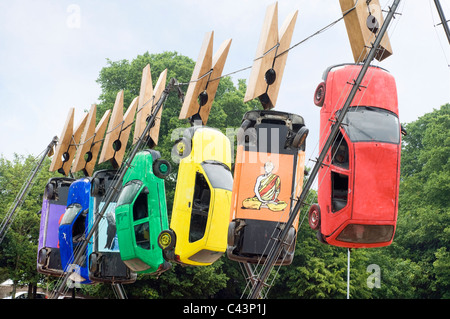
[117, 180, 143, 207]
[60, 203, 82, 225]
[201, 161, 233, 191]
[341, 107, 400, 144]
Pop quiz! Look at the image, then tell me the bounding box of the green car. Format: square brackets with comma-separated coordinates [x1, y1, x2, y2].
[115, 149, 172, 275]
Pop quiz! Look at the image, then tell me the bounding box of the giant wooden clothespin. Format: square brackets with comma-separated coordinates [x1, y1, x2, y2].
[244, 2, 298, 110]
[133, 64, 167, 147]
[98, 90, 138, 169]
[339, 0, 393, 62]
[49, 108, 88, 176]
[71, 104, 111, 176]
[179, 31, 232, 125]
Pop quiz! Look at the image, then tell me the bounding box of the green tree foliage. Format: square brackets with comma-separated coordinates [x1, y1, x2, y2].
[392, 103, 450, 298]
[0, 154, 56, 297]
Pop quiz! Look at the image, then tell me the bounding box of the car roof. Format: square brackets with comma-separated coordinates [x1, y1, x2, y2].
[321, 63, 389, 82]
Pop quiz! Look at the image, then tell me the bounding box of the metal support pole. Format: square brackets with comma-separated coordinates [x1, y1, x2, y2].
[51, 78, 181, 298]
[347, 248, 351, 299]
[0, 136, 58, 245]
[247, 0, 401, 299]
[242, 263, 257, 287]
[241, 263, 265, 299]
[434, 0, 450, 45]
[112, 283, 127, 299]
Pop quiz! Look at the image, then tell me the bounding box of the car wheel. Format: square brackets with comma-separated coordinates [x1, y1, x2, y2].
[45, 183, 54, 200]
[158, 229, 176, 250]
[91, 178, 100, 196]
[316, 230, 328, 245]
[285, 226, 296, 254]
[227, 221, 236, 247]
[153, 159, 171, 179]
[314, 82, 326, 107]
[38, 248, 48, 266]
[171, 137, 191, 161]
[89, 253, 98, 273]
[291, 126, 309, 149]
[163, 249, 175, 262]
[308, 204, 321, 230]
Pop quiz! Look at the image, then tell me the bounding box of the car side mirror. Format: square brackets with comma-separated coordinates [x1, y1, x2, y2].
[401, 124, 407, 136]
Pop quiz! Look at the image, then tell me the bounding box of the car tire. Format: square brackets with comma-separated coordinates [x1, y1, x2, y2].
[89, 253, 99, 273]
[38, 248, 48, 266]
[163, 249, 175, 262]
[316, 230, 328, 245]
[308, 204, 321, 230]
[153, 159, 171, 179]
[171, 137, 191, 161]
[45, 183, 54, 200]
[227, 221, 236, 247]
[291, 126, 309, 149]
[314, 82, 326, 107]
[158, 229, 176, 250]
[285, 226, 296, 254]
[91, 178, 100, 196]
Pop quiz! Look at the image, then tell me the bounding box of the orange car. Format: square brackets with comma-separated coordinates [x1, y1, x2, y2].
[227, 110, 308, 265]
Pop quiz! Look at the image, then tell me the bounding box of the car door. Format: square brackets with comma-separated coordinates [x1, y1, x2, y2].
[59, 203, 88, 271]
[320, 128, 353, 237]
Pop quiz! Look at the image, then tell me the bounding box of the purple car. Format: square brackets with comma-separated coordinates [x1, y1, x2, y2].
[37, 177, 74, 277]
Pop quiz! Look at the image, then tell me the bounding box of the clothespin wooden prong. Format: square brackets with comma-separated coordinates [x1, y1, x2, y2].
[49, 107, 88, 176]
[179, 31, 232, 125]
[133, 65, 167, 146]
[339, 0, 393, 62]
[71, 104, 111, 176]
[244, 2, 298, 110]
[98, 90, 138, 168]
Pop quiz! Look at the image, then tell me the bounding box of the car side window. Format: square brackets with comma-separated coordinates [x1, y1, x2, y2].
[132, 187, 150, 250]
[134, 222, 150, 250]
[72, 209, 87, 243]
[331, 131, 349, 169]
[133, 187, 148, 221]
[189, 172, 210, 242]
[330, 130, 349, 213]
[331, 172, 348, 212]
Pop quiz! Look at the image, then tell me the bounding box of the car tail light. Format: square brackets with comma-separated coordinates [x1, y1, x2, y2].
[336, 224, 394, 244]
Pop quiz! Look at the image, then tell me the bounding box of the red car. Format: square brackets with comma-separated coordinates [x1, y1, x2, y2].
[309, 63, 403, 248]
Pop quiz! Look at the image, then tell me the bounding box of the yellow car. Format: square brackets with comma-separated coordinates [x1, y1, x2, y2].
[158, 126, 233, 266]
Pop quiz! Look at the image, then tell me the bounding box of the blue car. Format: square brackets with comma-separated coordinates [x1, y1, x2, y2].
[59, 178, 92, 284]
[87, 169, 136, 283]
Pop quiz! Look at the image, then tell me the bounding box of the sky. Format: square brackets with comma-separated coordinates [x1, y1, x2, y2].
[0, 0, 449, 167]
